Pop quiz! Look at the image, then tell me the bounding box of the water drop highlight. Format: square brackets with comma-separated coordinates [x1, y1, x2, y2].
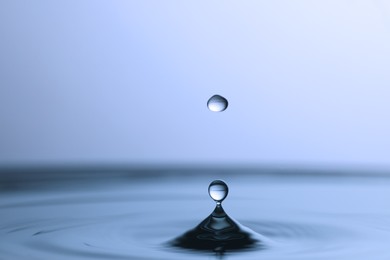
[207, 95, 228, 112]
[208, 180, 228, 203]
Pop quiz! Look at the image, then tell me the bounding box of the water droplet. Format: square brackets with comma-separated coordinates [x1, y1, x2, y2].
[208, 180, 228, 203]
[171, 179, 263, 251]
[207, 95, 228, 112]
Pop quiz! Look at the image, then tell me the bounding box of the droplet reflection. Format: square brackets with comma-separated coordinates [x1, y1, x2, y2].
[208, 180, 228, 203]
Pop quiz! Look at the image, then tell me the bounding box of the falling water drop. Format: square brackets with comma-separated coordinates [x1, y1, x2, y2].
[208, 180, 228, 204]
[207, 95, 228, 112]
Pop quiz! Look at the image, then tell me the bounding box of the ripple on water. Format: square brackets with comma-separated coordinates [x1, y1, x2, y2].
[1, 173, 390, 259]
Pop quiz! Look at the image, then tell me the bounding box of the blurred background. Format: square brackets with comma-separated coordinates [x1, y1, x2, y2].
[1, 0, 390, 170]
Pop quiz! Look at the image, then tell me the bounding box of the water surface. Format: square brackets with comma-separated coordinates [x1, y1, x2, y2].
[1, 168, 390, 259]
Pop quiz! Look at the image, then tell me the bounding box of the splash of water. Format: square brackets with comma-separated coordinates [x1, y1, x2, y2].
[170, 180, 263, 253]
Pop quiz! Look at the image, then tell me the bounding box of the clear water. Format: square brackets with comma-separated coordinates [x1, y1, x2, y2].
[171, 180, 261, 252]
[1, 168, 390, 259]
[207, 95, 228, 112]
[208, 180, 229, 203]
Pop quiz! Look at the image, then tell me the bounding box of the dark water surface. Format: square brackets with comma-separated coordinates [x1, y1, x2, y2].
[1, 168, 390, 259]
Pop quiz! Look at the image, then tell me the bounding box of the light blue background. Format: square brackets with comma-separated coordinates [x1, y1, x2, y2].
[1, 1, 390, 168]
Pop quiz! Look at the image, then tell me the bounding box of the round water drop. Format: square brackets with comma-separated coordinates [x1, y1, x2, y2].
[208, 180, 229, 203]
[207, 95, 228, 112]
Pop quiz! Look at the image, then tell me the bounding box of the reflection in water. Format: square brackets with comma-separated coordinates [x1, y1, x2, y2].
[1, 168, 390, 259]
[171, 180, 262, 252]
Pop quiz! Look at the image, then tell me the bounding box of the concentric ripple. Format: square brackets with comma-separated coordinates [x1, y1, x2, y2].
[1, 172, 390, 259]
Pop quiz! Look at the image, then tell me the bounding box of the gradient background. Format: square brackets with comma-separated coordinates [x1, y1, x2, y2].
[1, 0, 390, 169]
